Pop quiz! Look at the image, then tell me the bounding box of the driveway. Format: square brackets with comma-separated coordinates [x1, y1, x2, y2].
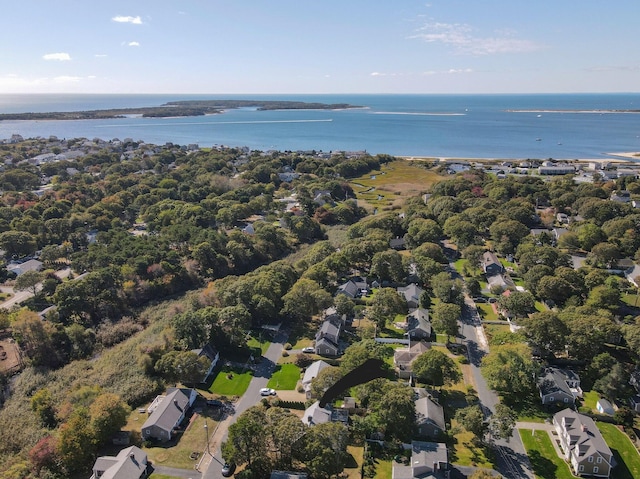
[200, 330, 288, 479]
[459, 290, 535, 479]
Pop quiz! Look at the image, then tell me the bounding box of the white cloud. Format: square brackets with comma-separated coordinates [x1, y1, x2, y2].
[411, 21, 541, 55]
[128, 41, 140, 47]
[112, 15, 142, 24]
[94, 54, 108, 58]
[370, 72, 402, 77]
[43, 52, 71, 61]
[53, 76, 82, 83]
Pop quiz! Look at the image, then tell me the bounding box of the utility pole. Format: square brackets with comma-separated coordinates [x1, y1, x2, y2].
[204, 420, 211, 456]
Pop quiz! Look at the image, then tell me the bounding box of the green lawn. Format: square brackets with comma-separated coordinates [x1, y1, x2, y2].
[373, 458, 392, 479]
[247, 336, 270, 356]
[267, 363, 301, 390]
[519, 429, 574, 479]
[209, 366, 254, 396]
[477, 303, 498, 321]
[597, 422, 640, 479]
[621, 292, 640, 308]
[579, 390, 599, 414]
[450, 423, 494, 468]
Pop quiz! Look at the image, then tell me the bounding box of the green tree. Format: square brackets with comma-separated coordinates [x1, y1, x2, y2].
[368, 383, 416, 442]
[155, 350, 210, 384]
[412, 349, 461, 387]
[0, 230, 37, 258]
[455, 405, 487, 442]
[488, 404, 517, 441]
[498, 291, 535, 318]
[518, 311, 569, 357]
[431, 302, 461, 342]
[89, 393, 130, 445]
[370, 250, 405, 283]
[367, 287, 407, 330]
[282, 278, 332, 323]
[14, 270, 44, 297]
[431, 272, 463, 304]
[310, 366, 343, 399]
[586, 285, 620, 311]
[300, 422, 349, 479]
[334, 294, 355, 318]
[223, 406, 269, 471]
[30, 388, 57, 428]
[57, 408, 96, 473]
[481, 344, 536, 396]
[340, 339, 391, 374]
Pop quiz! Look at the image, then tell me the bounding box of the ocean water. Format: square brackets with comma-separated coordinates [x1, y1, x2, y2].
[0, 93, 639, 159]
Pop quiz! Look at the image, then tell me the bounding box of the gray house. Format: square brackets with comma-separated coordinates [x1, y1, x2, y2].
[302, 360, 331, 399]
[91, 445, 148, 479]
[415, 396, 446, 439]
[397, 284, 425, 309]
[538, 367, 582, 406]
[392, 441, 448, 479]
[315, 317, 342, 356]
[482, 251, 503, 276]
[406, 309, 431, 340]
[553, 409, 613, 477]
[141, 388, 197, 442]
[394, 341, 431, 380]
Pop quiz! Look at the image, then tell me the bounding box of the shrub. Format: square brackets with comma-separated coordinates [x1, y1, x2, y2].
[284, 343, 292, 350]
[281, 351, 289, 357]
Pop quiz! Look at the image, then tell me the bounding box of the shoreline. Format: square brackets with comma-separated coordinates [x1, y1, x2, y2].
[400, 154, 640, 164]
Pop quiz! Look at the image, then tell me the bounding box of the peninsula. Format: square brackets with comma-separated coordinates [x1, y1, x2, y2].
[0, 99, 361, 121]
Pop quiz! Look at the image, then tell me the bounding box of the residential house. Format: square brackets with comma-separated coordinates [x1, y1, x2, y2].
[481, 252, 503, 276]
[392, 441, 448, 479]
[397, 284, 425, 309]
[629, 395, 640, 413]
[336, 277, 369, 299]
[596, 399, 614, 416]
[315, 317, 342, 357]
[90, 445, 148, 479]
[394, 341, 431, 379]
[190, 344, 219, 384]
[302, 401, 348, 426]
[7, 259, 43, 276]
[301, 360, 331, 399]
[415, 396, 446, 439]
[539, 165, 575, 175]
[406, 309, 431, 340]
[538, 367, 583, 406]
[141, 388, 197, 442]
[553, 408, 613, 477]
[610, 190, 631, 203]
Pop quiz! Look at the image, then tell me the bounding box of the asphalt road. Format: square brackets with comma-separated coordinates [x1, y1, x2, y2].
[201, 330, 288, 479]
[459, 292, 535, 479]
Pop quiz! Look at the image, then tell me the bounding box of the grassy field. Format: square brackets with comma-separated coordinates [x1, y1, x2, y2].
[349, 159, 443, 212]
[373, 457, 393, 479]
[597, 422, 640, 479]
[579, 390, 599, 414]
[267, 363, 301, 390]
[208, 366, 254, 396]
[519, 429, 574, 479]
[246, 336, 270, 356]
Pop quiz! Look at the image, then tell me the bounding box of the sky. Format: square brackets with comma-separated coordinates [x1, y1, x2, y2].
[1, 0, 639, 94]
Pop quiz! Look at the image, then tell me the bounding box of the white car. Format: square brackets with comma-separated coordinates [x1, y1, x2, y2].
[260, 387, 276, 396]
[302, 346, 315, 353]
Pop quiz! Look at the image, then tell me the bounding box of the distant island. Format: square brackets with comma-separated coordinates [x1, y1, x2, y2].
[0, 99, 361, 121]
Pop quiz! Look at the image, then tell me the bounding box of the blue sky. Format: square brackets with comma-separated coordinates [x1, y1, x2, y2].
[2, 0, 639, 94]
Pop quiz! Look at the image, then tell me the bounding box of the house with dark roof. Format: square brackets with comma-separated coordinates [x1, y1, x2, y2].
[302, 401, 348, 427]
[394, 341, 431, 379]
[392, 441, 448, 479]
[415, 396, 445, 439]
[553, 409, 613, 477]
[538, 367, 583, 406]
[190, 344, 219, 384]
[481, 252, 503, 276]
[315, 317, 342, 357]
[390, 236, 406, 250]
[397, 284, 425, 309]
[90, 445, 148, 479]
[406, 309, 431, 340]
[141, 388, 196, 442]
[335, 277, 369, 299]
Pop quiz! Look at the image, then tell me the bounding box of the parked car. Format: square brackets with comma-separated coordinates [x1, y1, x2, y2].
[222, 462, 236, 477]
[260, 387, 276, 396]
[302, 346, 315, 353]
[473, 297, 487, 303]
[206, 399, 224, 407]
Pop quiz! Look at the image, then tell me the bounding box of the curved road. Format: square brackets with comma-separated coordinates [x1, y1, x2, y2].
[200, 330, 288, 479]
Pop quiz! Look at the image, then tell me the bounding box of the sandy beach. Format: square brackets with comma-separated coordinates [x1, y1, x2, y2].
[401, 155, 637, 164]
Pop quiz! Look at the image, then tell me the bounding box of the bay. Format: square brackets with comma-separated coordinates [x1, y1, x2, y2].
[0, 93, 639, 159]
